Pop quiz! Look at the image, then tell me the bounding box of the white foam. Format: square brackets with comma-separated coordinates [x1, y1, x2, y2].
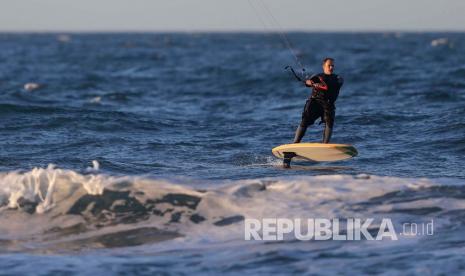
[0, 164, 460, 251]
[431, 38, 453, 48]
[0, 164, 108, 214]
[23, 83, 41, 92]
[85, 160, 100, 172]
[56, 34, 71, 43]
[89, 96, 102, 103]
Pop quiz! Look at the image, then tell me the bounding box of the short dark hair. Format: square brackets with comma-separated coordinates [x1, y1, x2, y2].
[322, 57, 334, 64]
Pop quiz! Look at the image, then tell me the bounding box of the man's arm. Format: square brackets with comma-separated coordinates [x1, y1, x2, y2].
[305, 76, 328, 91]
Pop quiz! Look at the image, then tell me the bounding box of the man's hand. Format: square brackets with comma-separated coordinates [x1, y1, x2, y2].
[305, 79, 314, 87]
[307, 77, 328, 91]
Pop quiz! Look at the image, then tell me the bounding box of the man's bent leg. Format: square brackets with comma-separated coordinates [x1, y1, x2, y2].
[295, 100, 316, 143]
[285, 100, 317, 168]
[293, 124, 307, 143]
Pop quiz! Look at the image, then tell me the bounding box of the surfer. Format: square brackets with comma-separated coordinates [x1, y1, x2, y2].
[294, 57, 343, 144]
[283, 58, 344, 168]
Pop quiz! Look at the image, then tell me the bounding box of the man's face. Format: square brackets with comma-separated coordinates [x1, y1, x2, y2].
[323, 60, 335, 75]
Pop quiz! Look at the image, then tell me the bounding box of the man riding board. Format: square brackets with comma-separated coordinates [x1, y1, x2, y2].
[284, 58, 344, 168]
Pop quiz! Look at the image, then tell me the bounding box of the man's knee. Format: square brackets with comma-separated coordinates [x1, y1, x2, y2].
[300, 118, 314, 128]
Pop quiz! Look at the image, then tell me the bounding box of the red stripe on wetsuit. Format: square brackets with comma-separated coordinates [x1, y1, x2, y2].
[312, 76, 328, 91]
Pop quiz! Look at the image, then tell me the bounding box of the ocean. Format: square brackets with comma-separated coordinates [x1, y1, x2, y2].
[0, 32, 464, 274]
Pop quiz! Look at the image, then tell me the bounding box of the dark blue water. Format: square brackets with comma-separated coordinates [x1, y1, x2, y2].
[0, 33, 464, 274]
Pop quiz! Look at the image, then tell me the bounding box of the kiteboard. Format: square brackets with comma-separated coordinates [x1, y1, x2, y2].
[272, 143, 358, 162]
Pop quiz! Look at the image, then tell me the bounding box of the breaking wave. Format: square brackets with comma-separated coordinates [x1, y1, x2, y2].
[0, 163, 463, 254]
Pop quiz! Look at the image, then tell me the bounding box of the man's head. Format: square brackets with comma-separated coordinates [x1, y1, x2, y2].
[322, 58, 335, 75]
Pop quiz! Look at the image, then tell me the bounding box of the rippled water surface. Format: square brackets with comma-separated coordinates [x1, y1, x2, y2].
[0, 33, 464, 274]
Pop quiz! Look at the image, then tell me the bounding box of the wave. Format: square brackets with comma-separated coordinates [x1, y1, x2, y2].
[0, 164, 463, 253]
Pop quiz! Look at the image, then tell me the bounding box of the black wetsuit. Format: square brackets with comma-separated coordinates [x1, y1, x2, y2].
[294, 73, 344, 143]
